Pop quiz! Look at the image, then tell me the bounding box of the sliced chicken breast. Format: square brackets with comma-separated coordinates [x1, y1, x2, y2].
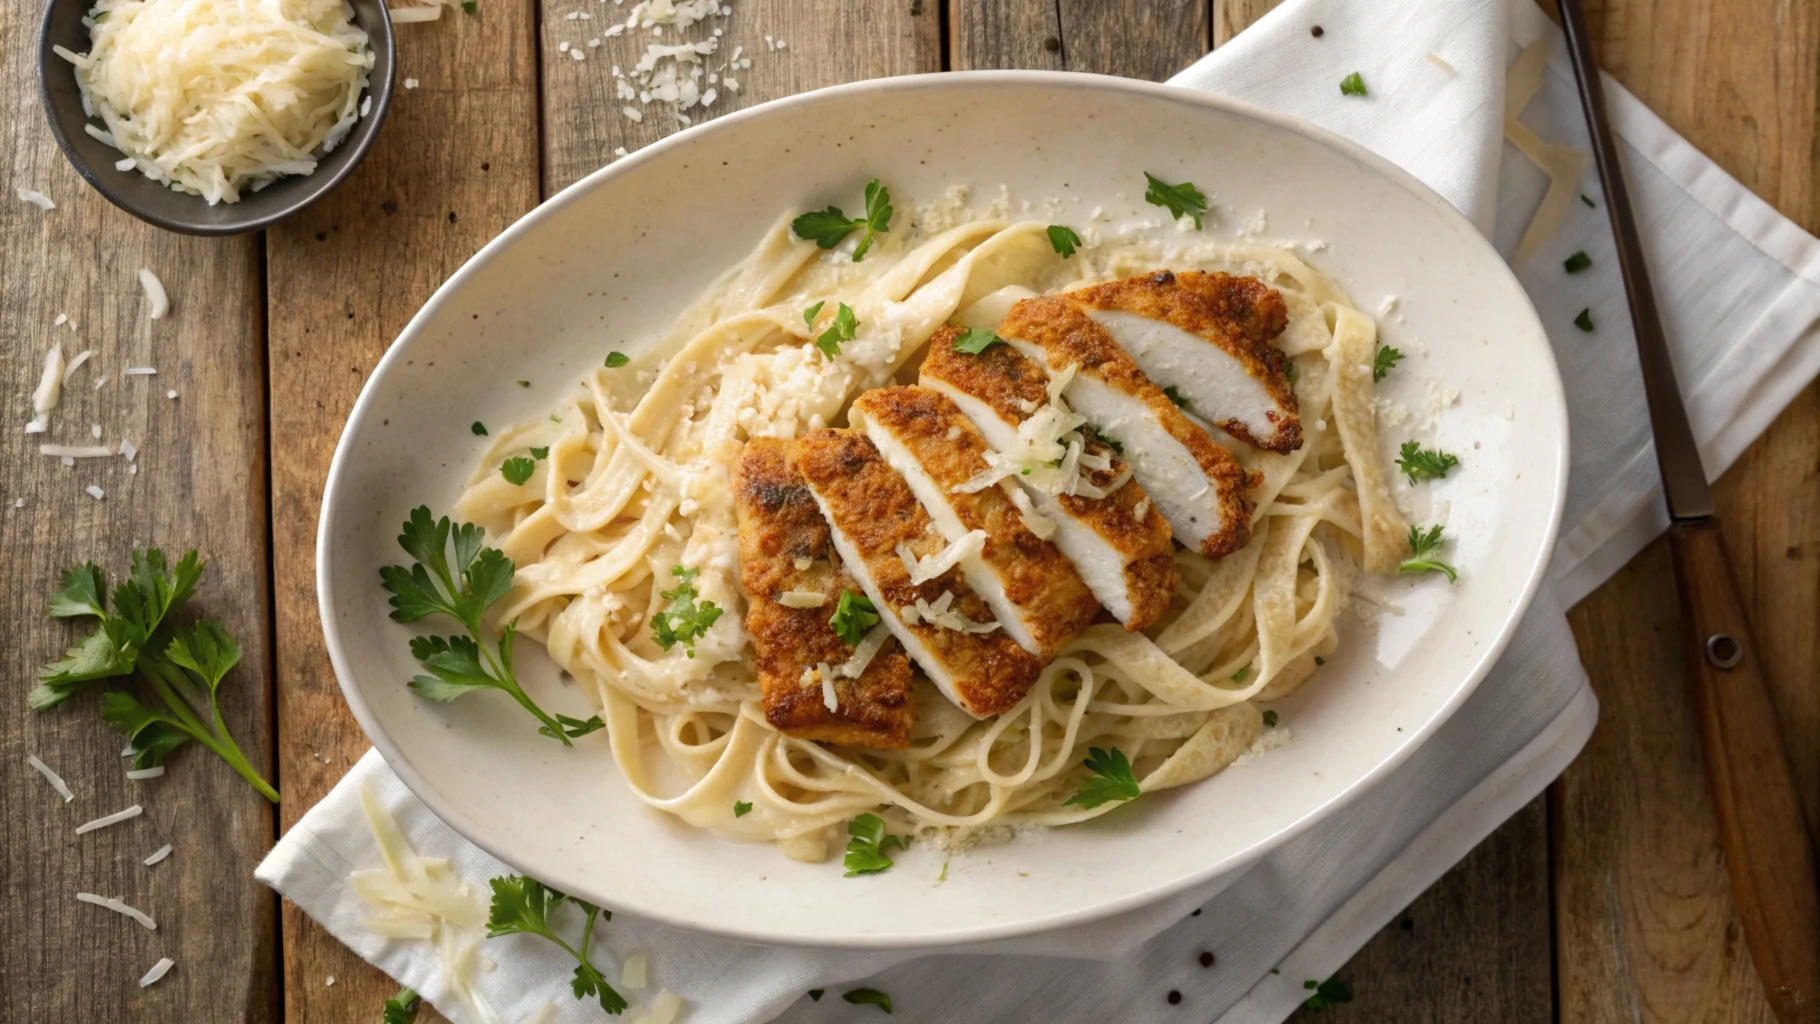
[733, 438, 914, 749]
[1066, 271, 1301, 453]
[919, 332, 1176, 630]
[998, 295, 1254, 558]
[849, 385, 1100, 658]
[792, 429, 1043, 718]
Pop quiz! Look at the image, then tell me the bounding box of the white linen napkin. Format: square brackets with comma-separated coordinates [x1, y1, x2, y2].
[258, 0, 1820, 1020]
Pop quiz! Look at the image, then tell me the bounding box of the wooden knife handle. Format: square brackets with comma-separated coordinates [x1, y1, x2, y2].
[1669, 519, 1820, 1022]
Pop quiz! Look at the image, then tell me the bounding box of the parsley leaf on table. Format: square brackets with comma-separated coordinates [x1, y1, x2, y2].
[1395, 441, 1459, 484]
[1372, 344, 1403, 381]
[1340, 72, 1368, 96]
[381, 506, 574, 743]
[1574, 308, 1595, 332]
[30, 550, 279, 801]
[485, 875, 627, 1015]
[1063, 745, 1141, 809]
[843, 813, 904, 876]
[829, 589, 879, 646]
[1046, 225, 1082, 258]
[1303, 977, 1354, 1011]
[791, 179, 893, 261]
[843, 987, 894, 1013]
[381, 987, 420, 1024]
[1142, 172, 1209, 229]
[1399, 524, 1459, 583]
[1564, 250, 1592, 273]
[651, 565, 723, 658]
[950, 327, 1004, 355]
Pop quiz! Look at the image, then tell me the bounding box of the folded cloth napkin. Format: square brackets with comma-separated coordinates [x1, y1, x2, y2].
[258, 0, 1820, 1020]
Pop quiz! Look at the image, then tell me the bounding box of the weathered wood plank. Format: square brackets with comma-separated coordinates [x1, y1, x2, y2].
[1286, 798, 1554, 1023]
[950, 0, 1209, 78]
[539, 0, 940, 194]
[265, 1, 542, 1019]
[0, 1, 274, 1020]
[1553, 0, 1820, 1016]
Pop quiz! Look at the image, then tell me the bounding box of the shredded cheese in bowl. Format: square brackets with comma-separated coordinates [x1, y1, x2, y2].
[55, 0, 374, 205]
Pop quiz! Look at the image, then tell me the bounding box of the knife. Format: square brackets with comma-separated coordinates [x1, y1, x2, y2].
[1556, 2, 1820, 1019]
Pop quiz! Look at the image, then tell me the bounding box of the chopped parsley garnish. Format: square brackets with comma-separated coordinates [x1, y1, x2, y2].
[604, 351, 629, 368]
[382, 507, 575, 743]
[485, 875, 625, 1014]
[1372, 344, 1403, 381]
[803, 300, 824, 326]
[734, 800, 753, 817]
[1563, 250, 1592, 273]
[1262, 709, 1280, 727]
[30, 550, 280, 802]
[1163, 385, 1192, 410]
[1314, 656, 1325, 666]
[843, 988, 894, 1014]
[652, 565, 723, 658]
[1581, 194, 1596, 208]
[1046, 225, 1082, 258]
[1339, 72, 1367, 96]
[843, 813, 904, 876]
[829, 589, 879, 646]
[1143, 172, 1209, 229]
[1230, 664, 1250, 683]
[1395, 441, 1459, 484]
[471, 421, 488, 436]
[1089, 427, 1123, 456]
[937, 859, 949, 883]
[1399, 524, 1458, 583]
[382, 987, 421, 1024]
[460, 0, 475, 11]
[811, 302, 857, 359]
[1574, 308, 1595, 332]
[1285, 361, 1299, 384]
[950, 327, 1004, 355]
[1303, 977, 1353, 1012]
[530, 446, 550, 460]
[538, 713, 604, 740]
[517, 380, 530, 388]
[1063, 745, 1141, 809]
[500, 456, 536, 485]
[791, 178, 893, 261]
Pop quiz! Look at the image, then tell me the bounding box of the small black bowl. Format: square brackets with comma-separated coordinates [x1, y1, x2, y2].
[37, 0, 395, 236]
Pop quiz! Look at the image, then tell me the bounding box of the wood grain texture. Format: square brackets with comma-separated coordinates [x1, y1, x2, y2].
[1285, 798, 1554, 1023]
[539, 0, 939, 194]
[1669, 521, 1820, 1021]
[0, 3, 275, 1022]
[1555, 0, 1820, 1017]
[950, 0, 1209, 79]
[265, 1, 541, 1020]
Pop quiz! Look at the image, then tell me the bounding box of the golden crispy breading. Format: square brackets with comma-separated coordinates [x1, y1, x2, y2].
[732, 437, 914, 749]
[791, 429, 1043, 717]
[999, 296, 1254, 558]
[850, 385, 1100, 657]
[919, 330, 1177, 631]
[1066, 271, 1301, 453]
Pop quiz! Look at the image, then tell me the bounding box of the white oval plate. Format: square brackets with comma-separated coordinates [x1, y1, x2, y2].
[318, 72, 1568, 950]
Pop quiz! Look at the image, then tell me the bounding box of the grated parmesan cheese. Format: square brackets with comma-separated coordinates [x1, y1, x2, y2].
[819, 664, 838, 712]
[87, 485, 106, 501]
[143, 843, 173, 865]
[124, 366, 158, 375]
[42, 444, 114, 458]
[62, 350, 94, 384]
[776, 590, 825, 609]
[632, 989, 685, 1024]
[61, 0, 373, 204]
[27, 754, 76, 802]
[621, 951, 650, 990]
[126, 765, 165, 780]
[914, 591, 1000, 634]
[77, 892, 157, 929]
[896, 529, 985, 585]
[1425, 52, 1456, 74]
[138, 268, 169, 319]
[17, 188, 55, 210]
[389, 4, 443, 21]
[76, 804, 142, 833]
[33, 345, 65, 419]
[138, 957, 175, 987]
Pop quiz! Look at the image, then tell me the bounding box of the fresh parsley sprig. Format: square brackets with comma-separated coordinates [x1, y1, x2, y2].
[30, 551, 280, 803]
[485, 875, 627, 1015]
[651, 565, 723, 658]
[540, 713, 605, 739]
[1372, 344, 1403, 381]
[381, 987, 420, 1024]
[1143, 172, 1209, 229]
[791, 179, 893, 260]
[1395, 441, 1459, 484]
[1063, 745, 1141, 809]
[805, 301, 858, 358]
[1399, 524, 1458, 583]
[1046, 225, 1081, 258]
[843, 812, 904, 876]
[829, 589, 879, 646]
[380, 506, 575, 744]
[950, 327, 1004, 355]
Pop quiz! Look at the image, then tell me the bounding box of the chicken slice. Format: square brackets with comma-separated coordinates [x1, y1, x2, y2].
[792, 429, 1043, 718]
[918, 332, 1176, 630]
[849, 385, 1101, 658]
[998, 295, 1254, 558]
[732, 437, 914, 749]
[1066, 271, 1301, 453]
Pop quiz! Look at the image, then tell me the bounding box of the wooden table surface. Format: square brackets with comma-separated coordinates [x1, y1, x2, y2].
[4, 0, 1814, 1020]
